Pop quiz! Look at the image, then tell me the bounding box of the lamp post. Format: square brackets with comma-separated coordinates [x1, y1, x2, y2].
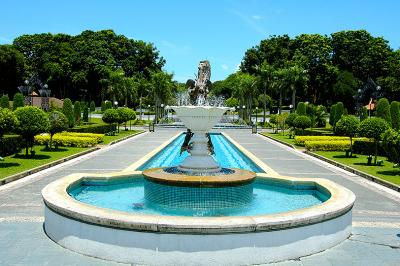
[161, 104, 164, 121]
[114, 101, 118, 109]
[242, 105, 246, 121]
[255, 107, 258, 125]
[148, 105, 150, 121]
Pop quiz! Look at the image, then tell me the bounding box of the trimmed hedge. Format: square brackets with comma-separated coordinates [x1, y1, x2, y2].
[295, 135, 369, 146]
[35, 132, 104, 148]
[305, 140, 350, 151]
[353, 139, 385, 156]
[0, 135, 22, 156]
[67, 123, 116, 134]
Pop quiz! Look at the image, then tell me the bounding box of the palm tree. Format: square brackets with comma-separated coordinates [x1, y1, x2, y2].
[258, 62, 275, 123]
[150, 71, 174, 122]
[285, 65, 308, 111]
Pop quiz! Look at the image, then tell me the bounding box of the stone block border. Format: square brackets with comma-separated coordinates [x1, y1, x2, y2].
[305, 151, 400, 192]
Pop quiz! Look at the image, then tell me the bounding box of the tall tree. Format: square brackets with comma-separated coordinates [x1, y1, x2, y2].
[0, 45, 25, 96]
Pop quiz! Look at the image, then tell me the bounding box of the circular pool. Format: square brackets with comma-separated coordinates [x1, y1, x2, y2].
[42, 171, 355, 265]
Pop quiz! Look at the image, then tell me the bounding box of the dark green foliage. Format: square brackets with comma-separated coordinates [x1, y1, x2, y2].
[294, 115, 311, 134]
[360, 106, 368, 121]
[329, 103, 336, 126]
[90, 101, 95, 112]
[67, 123, 116, 134]
[62, 98, 74, 128]
[358, 117, 389, 164]
[376, 98, 391, 126]
[0, 95, 10, 109]
[315, 105, 328, 127]
[48, 111, 68, 150]
[102, 109, 119, 124]
[101, 101, 106, 112]
[0, 135, 22, 156]
[105, 101, 112, 110]
[335, 115, 360, 156]
[390, 101, 400, 130]
[0, 108, 19, 137]
[14, 106, 49, 156]
[83, 104, 89, 122]
[381, 128, 400, 164]
[12, 93, 24, 110]
[285, 113, 298, 127]
[0, 45, 25, 96]
[296, 102, 306, 116]
[333, 102, 344, 127]
[74, 101, 81, 125]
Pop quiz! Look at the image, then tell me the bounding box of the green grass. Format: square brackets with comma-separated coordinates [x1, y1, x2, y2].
[101, 130, 143, 145]
[0, 146, 88, 179]
[260, 132, 302, 148]
[314, 151, 400, 185]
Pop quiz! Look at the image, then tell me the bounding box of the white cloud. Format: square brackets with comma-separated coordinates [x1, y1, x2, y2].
[221, 64, 229, 70]
[252, 15, 262, 20]
[231, 10, 267, 36]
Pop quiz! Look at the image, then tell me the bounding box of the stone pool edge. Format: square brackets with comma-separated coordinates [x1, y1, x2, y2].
[41, 171, 355, 234]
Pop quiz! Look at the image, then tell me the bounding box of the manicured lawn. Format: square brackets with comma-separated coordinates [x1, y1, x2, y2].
[260, 132, 302, 148]
[101, 130, 143, 145]
[314, 151, 400, 185]
[0, 146, 88, 179]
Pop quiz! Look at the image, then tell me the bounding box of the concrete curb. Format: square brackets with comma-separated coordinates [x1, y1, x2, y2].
[0, 130, 145, 186]
[109, 130, 145, 145]
[305, 151, 400, 192]
[258, 132, 297, 149]
[0, 147, 100, 186]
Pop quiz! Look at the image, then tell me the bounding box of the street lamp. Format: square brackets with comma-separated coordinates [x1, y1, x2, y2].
[242, 105, 246, 121]
[161, 104, 164, 120]
[147, 105, 151, 121]
[114, 101, 118, 109]
[289, 104, 293, 113]
[255, 107, 258, 125]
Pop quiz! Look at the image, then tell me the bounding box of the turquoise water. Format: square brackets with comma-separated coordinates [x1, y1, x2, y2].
[69, 178, 328, 217]
[138, 133, 264, 173]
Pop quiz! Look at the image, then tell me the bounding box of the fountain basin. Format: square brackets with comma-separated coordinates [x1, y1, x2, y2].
[42, 172, 354, 265]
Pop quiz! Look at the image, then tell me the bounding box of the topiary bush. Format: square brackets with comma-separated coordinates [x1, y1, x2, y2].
[358, 117, 389, 165]
[48, 111, 68, 150]
[117, 107, 136, 130]
[305, 140, 351, 151]
[82, 104, 89, 122]
[285, 113, 298, 128]
[335, 115, 360, 156]
[62, 98, 74, 128]
[296, 102, 306, 116]
[0, 108, 19, 138]
[0, 95, 10, 109]
[14, 106, 49, 156]
[376, 98, 391, 126]
[74, 101, 81, 125]
[293, 115, 311, 135]
[381, 128, 400, 164]
[390, 101, 400, 130]
[105, 101, 112, 110]
[269, 114, 278, 133]
[102, 109, 119, 134]
[90, 101, 96, 112]
[12, 93, 24, 110]
[67, 123, 116, 134]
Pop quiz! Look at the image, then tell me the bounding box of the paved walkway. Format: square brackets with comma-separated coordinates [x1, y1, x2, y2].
[0, 129, 399, 265]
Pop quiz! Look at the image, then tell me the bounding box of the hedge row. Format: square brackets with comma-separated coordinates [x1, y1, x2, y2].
[67, 123, 116, 134]
[0, 135, 22, 156]
[305, 140, 351, 151]
[35, 132, 104, 148]
[294, 136, 368, 146]
[296, 128, 334, 136]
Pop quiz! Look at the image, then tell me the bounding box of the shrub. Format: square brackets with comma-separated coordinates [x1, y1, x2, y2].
[294, 136, 369, 146]
[293, 115, 311, 134]
[0, 95, 10, 109]
[315, 105, 327, 127]
[0, 135, 22, 156]
[48, 111, 68, 150]
[74, 101, 81, 125]
[35, 132, 103, 148]
[285, 113, 298, 128]
[335, 115, 360, 156]
[0, 108, 19, 138]
[117, 107, 136, 130]
[305, 140, 351, 151]
[359, 117, 389, 165]
[101, 101, 106, 112]
[14, 106, 49, 156]
[90, 101, 96, 112]
[381, 128, 400, 164]
[105, 101, 113, 110]
[269, 114, 278, 133]
[102, 109, 119, 124]
[360, 106, 368, 121]
[390, 101, 400, 130]
[376, 98, 391, 126]
[12, 93, 24, 110]
[62, 98, 74, 128]
[82, 104, 89, 122]
[296, 102, 306, 116]
[276, 113, 289, 133]
[67, 123, 116, 134]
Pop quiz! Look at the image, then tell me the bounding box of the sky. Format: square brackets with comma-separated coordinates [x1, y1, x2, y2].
[1, 0, 399, 82]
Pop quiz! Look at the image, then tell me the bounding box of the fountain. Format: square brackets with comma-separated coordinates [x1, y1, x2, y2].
[42, 61, 355, 265]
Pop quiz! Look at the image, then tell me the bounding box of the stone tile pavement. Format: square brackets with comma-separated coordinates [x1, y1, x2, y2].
[0, 128, 399, 265]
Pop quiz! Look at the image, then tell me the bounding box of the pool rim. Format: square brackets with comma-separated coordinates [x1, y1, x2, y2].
[42, 171, 355, 234]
